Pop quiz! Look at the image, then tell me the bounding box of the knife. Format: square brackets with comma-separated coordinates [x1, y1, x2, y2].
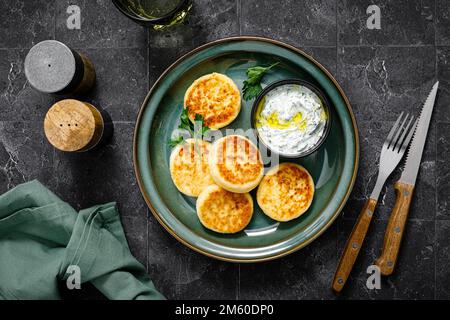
[375, 81, 439, 276]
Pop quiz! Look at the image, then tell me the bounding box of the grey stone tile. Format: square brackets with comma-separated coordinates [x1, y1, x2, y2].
[241, 0, 336, 47]
[344, 121, 436, 221]
[337, 46, 436, 122]
[238, 225, 337, 299]
[338, 0, 435, 46]
[0, 0, 443, 301]
[0, 0, 55, 49]
[148, 0, 239, 86]
[436, 220, 450, 299]
[437, 123, 450, 219]
[51, 123, 148, 219]
[74, 48, 148, 122]
[336, 217, 434, 299]
[147, 211, 238, 300]
[301, 47, 337, 76]
[56, 0, 147, 48]
[122, 215, 148, 267]
[0, 49, 55, 121]
[436, 0, 450, 45]
[0, 121, 55, 195]
[436, 47, 450, 123]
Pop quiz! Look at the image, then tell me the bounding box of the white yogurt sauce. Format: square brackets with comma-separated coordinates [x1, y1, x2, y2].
[255, 84, 327, 156]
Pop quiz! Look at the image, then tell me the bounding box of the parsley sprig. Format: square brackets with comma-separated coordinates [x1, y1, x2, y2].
[242, 62, 279, 101]
[168, 108, 210, 147]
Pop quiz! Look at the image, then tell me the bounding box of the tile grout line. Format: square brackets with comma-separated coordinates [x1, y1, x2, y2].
[237, 0, 241, 301]
[237, 0, 242, 36]
[3, 44, 449, 51]
[335, 44, 436, 48]
[53, 0, 56, 41]
[147, 25, 150, 91]
[434, 219, 437, 299]
[145, 25, 150, 274]
[146, 208, 149, 272]
[0, 120, 138, 124]
[434, 0, 437, 300]
[7, 119, 450, 126]
[237, 264, 240, 300]
[335, 0, 340, 269]
[340, 216, 441, 222]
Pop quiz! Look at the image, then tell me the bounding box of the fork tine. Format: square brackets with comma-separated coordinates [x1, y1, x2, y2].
[395, 115, 414, 152]
[391, 113, 409, 149]
[399, 118, 418, 153]
[386, 112, 404, 147]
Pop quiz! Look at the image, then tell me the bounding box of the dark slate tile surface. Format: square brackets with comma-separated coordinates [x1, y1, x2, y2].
[337, 46, 436, 123]
[241, 0, 336, 47]
[436, 0, 450, 45]
[437, 47, 450, 123]
[338, 0, 435, 46]
[238, 225, 337, 299]
[77, 48, 148, 122]
[147, 212, 238, 299]
[436, 220, 450, 299]
[0, 0, 55, 49]
[437, 123, 450, 219]
[301, 47, 337, 76]
[0, 121, 55, 195]
[337, 218, 435, 299]
[122, 214, 148, 266]
[0, 0, 448, 301]
[51, 123, 148, 218]
[148, 0, 239, 86]
[0, 49, 55, 121]
[55, 0, 147, 48]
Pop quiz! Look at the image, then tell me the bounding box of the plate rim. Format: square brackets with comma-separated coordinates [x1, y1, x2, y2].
[133, 36, 360, 263]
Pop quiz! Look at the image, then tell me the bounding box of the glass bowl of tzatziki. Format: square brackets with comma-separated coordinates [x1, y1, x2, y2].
[251, 79, 331, 158]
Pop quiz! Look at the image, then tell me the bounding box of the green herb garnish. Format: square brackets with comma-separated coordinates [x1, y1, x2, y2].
[168, 107, 210, 147]
[242, 62, 279, 101]
[179, 108, 193, 135]
[194, 113, 211, 136]
[168, 135, 184, 147]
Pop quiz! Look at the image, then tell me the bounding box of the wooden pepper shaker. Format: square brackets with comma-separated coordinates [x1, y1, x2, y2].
[25, 40, 95, 95]
[44, 99, 107, 152]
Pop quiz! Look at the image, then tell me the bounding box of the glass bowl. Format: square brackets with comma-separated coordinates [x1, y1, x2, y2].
[251, 79, 332, 159]
[112, 0, 192, 29]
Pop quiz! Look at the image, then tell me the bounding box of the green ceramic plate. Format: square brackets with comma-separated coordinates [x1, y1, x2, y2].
[134, 37, 359, 262]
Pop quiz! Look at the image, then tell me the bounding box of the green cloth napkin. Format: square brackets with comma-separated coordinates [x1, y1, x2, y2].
[0, 180, 164, 300]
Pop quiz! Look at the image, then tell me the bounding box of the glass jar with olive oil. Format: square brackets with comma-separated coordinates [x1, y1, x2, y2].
[112, 0, 192, 29]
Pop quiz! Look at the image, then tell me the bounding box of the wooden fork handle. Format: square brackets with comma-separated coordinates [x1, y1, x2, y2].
[375, 181, 414, 276]
[332, 198, 377, 292]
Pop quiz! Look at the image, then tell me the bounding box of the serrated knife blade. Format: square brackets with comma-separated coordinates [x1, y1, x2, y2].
[399, 81, 439, 186]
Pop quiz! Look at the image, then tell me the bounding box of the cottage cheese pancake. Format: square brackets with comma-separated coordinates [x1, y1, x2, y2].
[184, 73, 241, 130]
[170, 139, 214, 197]
[257, 163, 315, 222]
[196, 185, 253, 234]
[209, 135, 264, 193]
[255, 84, 327, 156]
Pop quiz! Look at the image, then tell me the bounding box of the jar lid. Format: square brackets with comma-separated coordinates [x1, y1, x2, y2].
[44, 99, 100, 152]
[25, 40, 77, 94]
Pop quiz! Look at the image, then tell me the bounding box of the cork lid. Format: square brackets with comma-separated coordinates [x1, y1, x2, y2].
[44, 99, 98, 152]
[25, 40, 76, 93]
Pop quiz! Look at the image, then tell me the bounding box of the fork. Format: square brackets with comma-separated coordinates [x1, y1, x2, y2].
[332, 112, 417, 292]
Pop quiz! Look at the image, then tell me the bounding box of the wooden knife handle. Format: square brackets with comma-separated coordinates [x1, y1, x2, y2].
[375, 181, 414, 276]
[332, 198, 377, 292]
